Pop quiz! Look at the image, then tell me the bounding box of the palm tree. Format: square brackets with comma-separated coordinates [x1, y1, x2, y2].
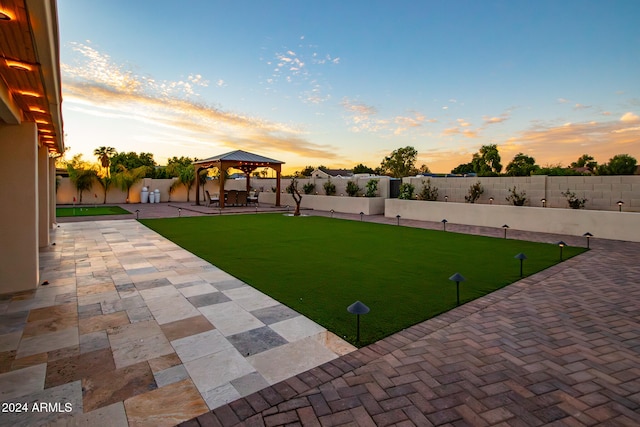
[94, 146, 116, 177]
[68, 165, 97, 203]
[170, 165, 196, 202]
[113, 165, 147, 203]
[96, 175, 113, 204]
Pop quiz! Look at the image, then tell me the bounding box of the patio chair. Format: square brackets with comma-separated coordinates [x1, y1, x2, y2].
[237, 191, 248, 206]
[226, 190, 238, 206]
[248, 190, 260, 206]
[205, 190, 219, 207]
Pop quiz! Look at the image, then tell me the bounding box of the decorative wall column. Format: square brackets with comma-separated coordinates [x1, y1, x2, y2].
[38, 144, 50, 247]
[0, 122, 40, 293]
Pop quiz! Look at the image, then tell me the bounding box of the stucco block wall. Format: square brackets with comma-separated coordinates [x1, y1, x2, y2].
[385, 199, 640, 242]
[403, 175, 640, 212]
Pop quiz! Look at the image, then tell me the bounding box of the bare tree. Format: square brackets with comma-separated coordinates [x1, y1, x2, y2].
[287, 177, 303, 216]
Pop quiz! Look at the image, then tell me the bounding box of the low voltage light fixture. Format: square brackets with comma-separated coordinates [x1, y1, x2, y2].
[583, 232, 593, 249]
[6, 59, 32, 71]
[441, 219, 448, 231]
[489, 197, 494, 204]
[396, 214, 401, 226]
[514, 253, 527, 277]
[448, 272, 466, 306]
[502, 224, 509, 239]
[347, 301, 370, 343]
[541, 198, 547, 207]
[617, 200, 624, 212]
[557, 241, 566, 261]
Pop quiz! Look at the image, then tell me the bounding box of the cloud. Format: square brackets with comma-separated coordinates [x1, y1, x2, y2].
[483, 115, 509, 124]
[341, 100, 433, 135]
[504, 115, 640, 165]
[62, 42, 338, 160]
[261, 38, 340, 104]
[574, 103, 592, 110]
[621, 112, 639, 122]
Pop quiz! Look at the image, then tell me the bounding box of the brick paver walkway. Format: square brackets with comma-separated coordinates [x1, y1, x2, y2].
[180, 222, 640, 426]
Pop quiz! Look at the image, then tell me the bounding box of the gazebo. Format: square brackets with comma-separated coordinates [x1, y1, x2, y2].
[193, 150, 285, 208]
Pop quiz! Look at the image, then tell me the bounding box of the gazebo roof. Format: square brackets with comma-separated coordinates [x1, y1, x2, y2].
[194, 150, 284, 165]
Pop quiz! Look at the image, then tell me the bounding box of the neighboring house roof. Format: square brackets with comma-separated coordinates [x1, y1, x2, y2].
[193, 150, 284, 165]
[311, 168, 353, 178]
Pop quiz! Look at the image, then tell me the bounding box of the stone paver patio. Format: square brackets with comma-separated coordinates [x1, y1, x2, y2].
[1, 203, 638, 426]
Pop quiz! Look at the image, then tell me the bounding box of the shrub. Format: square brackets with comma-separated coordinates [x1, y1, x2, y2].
[323, 179, 336, 196]
[505, 186, 528, 206]
[365, 179, 379, 197]
[561, 189, 587, 209]
[465, 181, 484, 203]
[346, 181, 360, 197]
[303, 183, 315, 194]
[398, 183, 415, 200]
[417, 179, 439, 201]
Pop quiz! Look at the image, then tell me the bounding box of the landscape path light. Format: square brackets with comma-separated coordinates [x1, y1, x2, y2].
[541, 198, 547, 207]
[441, 219, 448, 231]
[583, 232, 593, 249]
[330, 209, 335, 218]
[445, 196, 448, 202]
[178, 208, 182, 217]
[617, 200, 624, 212]
[502, 224, 509, 239]
[448, 273, 466, 306]
[135, 209, 140, 219]
[396, 214, 401, 226]
[489, 197, 494, 204]
[557, 241, 567, 261]
[347, 301, 370, 343]
[360, 211, 364, 221]
[514, 253, 527, 277]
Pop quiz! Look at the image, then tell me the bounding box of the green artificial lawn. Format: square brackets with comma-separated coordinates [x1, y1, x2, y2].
[56, 206, 131, 217]
[140, 214, 586, 346]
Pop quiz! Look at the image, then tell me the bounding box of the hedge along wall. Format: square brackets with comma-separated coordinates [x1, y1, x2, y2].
[403, 175, 640, 212]
[253, 176, 391, 198]
[385, 199, 640, 242]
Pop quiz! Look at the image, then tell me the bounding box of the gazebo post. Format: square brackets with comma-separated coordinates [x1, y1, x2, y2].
[219, 165, 226, 208]
[275, 165, 282, 207]
[246, 172, 251, 192]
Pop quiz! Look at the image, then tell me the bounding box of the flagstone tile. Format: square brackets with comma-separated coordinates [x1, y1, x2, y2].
[82, 360, 156, 413]
[127, 306, 154, 323]
[78, 311, 129, 335]
[210, 278, 246, 291]
[139, 285, 179, 301]
[48, 401, 128, 427]
[227, 326, 288, 357]
[230, 371, 270, 397]
[199, 301, 264, 337]
[201, 382, 241, 410]
[0, 310, 29, 335]
[79, 330, 110, 354]
[172, 329, 233, 363]
[187, 291, 231, 308]
[144, 294, 200, 325]
[10, 352, 47, 371]
[77, 282, 116, 297]
[153, 363, 189, 387]
[223, 286, 279, 311]
[251, 304, 300, 325]
[45, 348, 115, 388]
[0, 350, 16, 373]
[77, 290, 120, 307]
[0, 363, 46, 400]
[184, 347, 255, 394]
[100, 294, 145, 314]
[269, 315, 327, 342]
[124, 378, 209, 427]
[78, 303, 102, 319]
[178, 283, 217, 298]
[16, 327, 79, 359]
[248, 336, 338, 385]
[0, 380, 83, 427]
[22, 312, 78, 338]
[108, 320, 173, 369]
[147, 353, 182, 374]
[159, 315, 214, 342]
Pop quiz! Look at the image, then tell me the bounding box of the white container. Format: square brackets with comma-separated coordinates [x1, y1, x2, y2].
[149, 192, 155, 203]
[141, 187, 149, 203]
[154, 189, 160, 203]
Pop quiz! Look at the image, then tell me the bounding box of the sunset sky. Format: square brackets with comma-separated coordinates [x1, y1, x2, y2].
[58, 0, 640, 174]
